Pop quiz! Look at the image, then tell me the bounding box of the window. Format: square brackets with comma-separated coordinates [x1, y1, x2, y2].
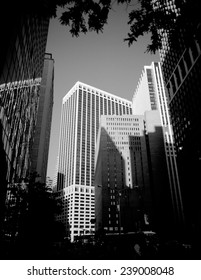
[175, 68, 181, 87]
[179, 59, 186, 79]
[190, 41, 199, 60]
[171, 76, 176, 93]
[184, 50, 192, 70]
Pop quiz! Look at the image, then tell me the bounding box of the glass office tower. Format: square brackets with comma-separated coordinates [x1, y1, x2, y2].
[0, 11, 49, 236]
[157, 0, 201, 238]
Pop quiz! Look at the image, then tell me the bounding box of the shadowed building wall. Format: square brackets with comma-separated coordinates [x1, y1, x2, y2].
[30, 53, 54, 183]
[95, 112, 173, 237]
[158, 0, 201, 239]
[0, 6, 49, 237]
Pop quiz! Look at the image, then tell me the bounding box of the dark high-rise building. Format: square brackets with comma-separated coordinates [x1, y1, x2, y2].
[30, 53, 54, 183]
[158, 0, 201, 239]
[0, 11, 49, 182]
[0, 7, 49, 236]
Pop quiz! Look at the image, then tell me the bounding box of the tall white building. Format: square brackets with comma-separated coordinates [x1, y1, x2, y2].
[132, 62, 184, 227]
[55, 81, 132, 241]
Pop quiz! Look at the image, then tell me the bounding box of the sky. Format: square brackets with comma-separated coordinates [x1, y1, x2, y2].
[46, 5, 160, 178]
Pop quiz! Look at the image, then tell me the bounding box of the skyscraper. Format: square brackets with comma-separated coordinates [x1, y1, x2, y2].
[0, 8, 49, 237]
[30, 53, 54, 183]
[0, 14, 49, 185]
[55, 81, 132, 241]
[132, 62, 184, 230]
[157, 0, 201, 238]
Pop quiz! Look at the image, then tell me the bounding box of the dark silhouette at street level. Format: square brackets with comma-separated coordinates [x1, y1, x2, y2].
[1, 231, 194, 260]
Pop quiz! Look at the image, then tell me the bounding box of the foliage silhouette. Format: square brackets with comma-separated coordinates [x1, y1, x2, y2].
[23, 0, 198, 54]
[4, 172, 64, 258]
[4, 1, 199, 54]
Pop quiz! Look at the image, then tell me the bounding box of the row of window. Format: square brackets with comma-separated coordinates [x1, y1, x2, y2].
[166, 40, 200, 101]
[78, 85, 131, 106]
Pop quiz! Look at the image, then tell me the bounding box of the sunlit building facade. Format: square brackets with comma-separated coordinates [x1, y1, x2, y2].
[55, 81, 132, 241]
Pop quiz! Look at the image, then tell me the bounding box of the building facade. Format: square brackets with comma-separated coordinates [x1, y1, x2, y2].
[0, 79, 41, 183]
[30, 53, 54, 183]
[0, 15, 49, 184]
[158, 0, 201, 238]
[132, 61, 184, 230]
[55, 81, 132, 241]
[0, 10, 49, 236]
[95, 111, 174, 236]
[95, 115, 152, 235]
[46, 176, 53, 189]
